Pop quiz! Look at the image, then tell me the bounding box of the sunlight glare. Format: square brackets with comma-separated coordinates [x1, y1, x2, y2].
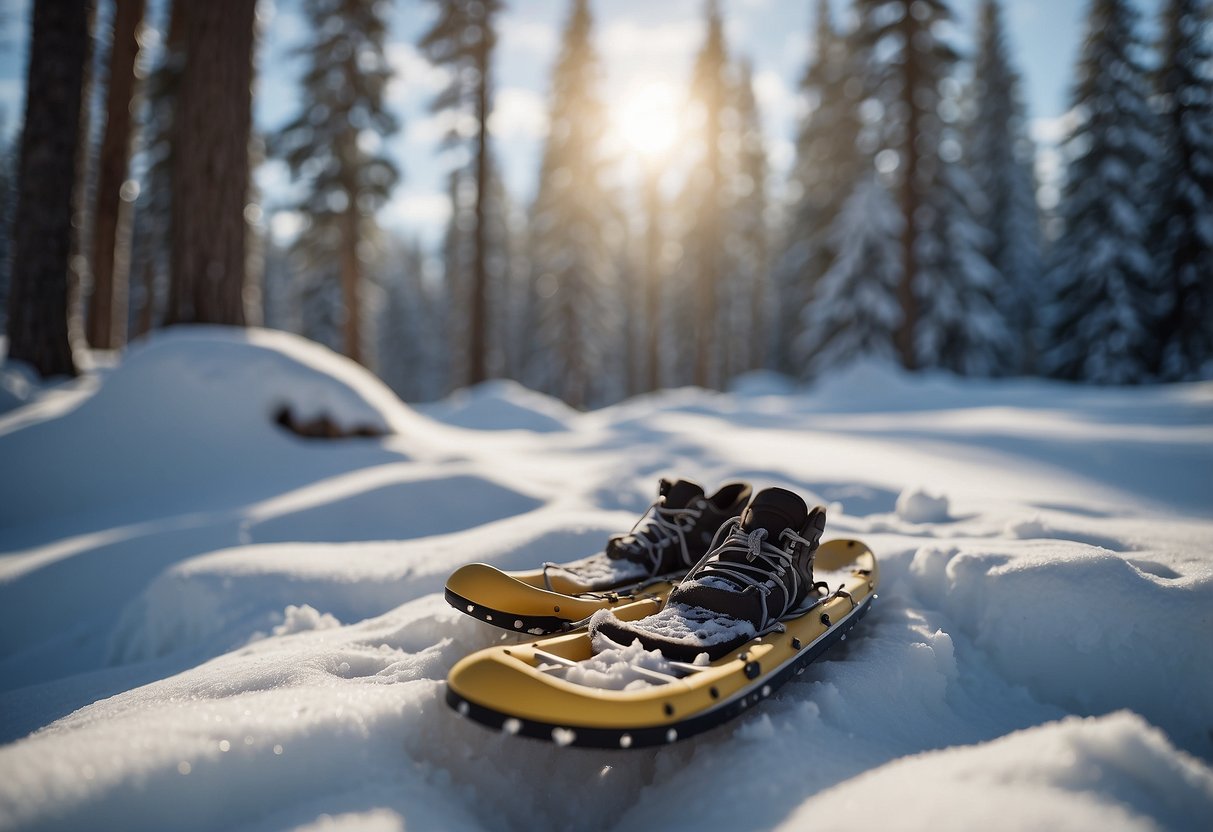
[615, 82, 681, 160]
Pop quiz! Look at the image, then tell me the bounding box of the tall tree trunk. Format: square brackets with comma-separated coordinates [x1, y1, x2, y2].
[644, 169, 662, 392]
[165, 0, 256, 327]
[695, 86, 722, 389]
[894, 13, 921, 371]
[468, 36, 490, 386]
[340, 192, 362, 363]
[6, 0, 95, 378]
[88, 0, 145, 349]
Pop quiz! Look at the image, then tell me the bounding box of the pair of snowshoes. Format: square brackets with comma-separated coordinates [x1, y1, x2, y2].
[444, 478, 879, 749]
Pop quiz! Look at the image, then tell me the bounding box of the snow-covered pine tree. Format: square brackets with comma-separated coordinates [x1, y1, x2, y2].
[1042, 0, 1159, 383]
[419, 0, 503, 387]
[273, 0, 399, 365]
[721, 58, 769, 381]
[965, 0, 1043, 374]
[914, 156, 1013, 376]
[678, 0, 733, 389]
[377, 236, 445, 401]
[1150, 0, 1213, 380]
[852, 0, 1003, 375]
[798, 176, 903, 375]
[775, 0, 864, 377]
[527, 0, 621, 408]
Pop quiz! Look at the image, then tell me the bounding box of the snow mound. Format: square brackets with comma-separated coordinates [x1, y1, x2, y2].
[728, 370, 798, 397]
[272, 604, 341, 637]
[792, 712, 1213, 830]
[896, 487, 951, 523]
[0, 327, 424, 534]
[909, 541, 1213, 751]
[419, 379, 576, 432]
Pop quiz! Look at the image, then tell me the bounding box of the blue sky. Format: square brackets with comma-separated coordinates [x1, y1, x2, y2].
[0, 0, 1160, 249]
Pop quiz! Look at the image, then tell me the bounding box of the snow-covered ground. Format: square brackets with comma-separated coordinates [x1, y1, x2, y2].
[1, 327, 1211, 831]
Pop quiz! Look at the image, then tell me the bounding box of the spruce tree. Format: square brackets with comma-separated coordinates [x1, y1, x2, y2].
[776, 0, 865, 376]
[1042, 0, 1159, 383]
[274, 0, 399, 364]
[722, 59, 769, 380]
[528, 0, 620, 408]
[419, 0, 503, 387]
[966, 0, 1042, 374]
[851, 0, 1001, 374]
[798, 176, 903, 375]
[1150, 0, 1213, 380]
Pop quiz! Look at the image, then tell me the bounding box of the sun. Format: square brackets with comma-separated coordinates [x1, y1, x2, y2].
[614, 82, 681, 161]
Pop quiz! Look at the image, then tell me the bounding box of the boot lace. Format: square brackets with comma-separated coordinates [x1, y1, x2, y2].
[681, 518, 818, 628]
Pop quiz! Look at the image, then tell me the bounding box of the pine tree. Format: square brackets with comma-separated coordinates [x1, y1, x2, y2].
[87, 0, 146, 350]
[966, 0, 1043, 374]
[851, 0, 1001, 374]
[1042, 0, 1159, 383]
[442, 158, 519, 388]
[721, 59, 768, 380]
[274, 0, 399, 364]
[680, 0, 732, 389]
[1150, 0, 1213, 380]
[378, 237, 446, 401]
[774, 0, 863, 376]
[528, 0, 620, 408]
[7, 0, 95, 378]
[798, 177, 903, 375]
[165, 0, 257, 327]
[419, 0, 503, 387]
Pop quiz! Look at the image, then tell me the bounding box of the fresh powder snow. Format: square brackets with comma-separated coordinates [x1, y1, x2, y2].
[0, 328, 1211, 831]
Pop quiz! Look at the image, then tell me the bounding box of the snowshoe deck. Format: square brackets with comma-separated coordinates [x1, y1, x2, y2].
[444, 562, 679, 635]
[445, 538, 878, 748]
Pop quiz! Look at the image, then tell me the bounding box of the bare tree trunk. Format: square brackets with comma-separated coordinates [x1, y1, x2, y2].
[88, 0, 145, 349]
[6, 0, 95, 378]
[467, 28, 490, 386]
[165, 0, 256, 327]
[340, 193, 362, 363]
[694, 84, 722, 390]
[644, 169, 662, 392]
[894, 14, 920, 371]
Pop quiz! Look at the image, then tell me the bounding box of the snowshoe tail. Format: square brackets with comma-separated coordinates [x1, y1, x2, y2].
[445, 538, 879, 748]
[445, 562, 677, 635]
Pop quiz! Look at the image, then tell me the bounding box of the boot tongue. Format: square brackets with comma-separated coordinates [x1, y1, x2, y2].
[661, 478, 705, 509]
[741, 487, 809, 537]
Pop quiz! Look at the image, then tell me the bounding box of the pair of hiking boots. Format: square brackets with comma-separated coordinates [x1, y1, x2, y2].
[453, 478, 829, 663]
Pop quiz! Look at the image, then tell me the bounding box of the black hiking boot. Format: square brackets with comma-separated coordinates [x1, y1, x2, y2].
[546, 479, 752, 592]
[589, 487, 827, 661]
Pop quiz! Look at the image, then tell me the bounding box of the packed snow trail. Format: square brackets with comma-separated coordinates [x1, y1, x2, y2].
[0, 329, 1210, 831]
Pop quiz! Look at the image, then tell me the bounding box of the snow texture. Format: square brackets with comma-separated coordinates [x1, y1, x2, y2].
[1, 327, 1212, 832]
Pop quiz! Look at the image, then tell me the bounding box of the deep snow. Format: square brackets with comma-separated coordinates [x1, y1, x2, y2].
[0, 327, 1211, 831]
